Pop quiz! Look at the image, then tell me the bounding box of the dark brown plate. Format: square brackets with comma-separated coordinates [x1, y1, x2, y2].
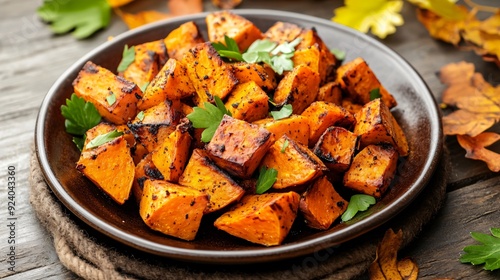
[35, 9, 442, 264]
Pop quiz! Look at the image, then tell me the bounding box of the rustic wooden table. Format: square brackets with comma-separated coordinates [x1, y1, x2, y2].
[1, 0, 499, 279]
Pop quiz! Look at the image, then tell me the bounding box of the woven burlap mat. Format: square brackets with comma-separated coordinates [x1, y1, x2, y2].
[29, 145, 449, 280]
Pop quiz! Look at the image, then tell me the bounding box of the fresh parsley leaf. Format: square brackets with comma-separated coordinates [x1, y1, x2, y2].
[460, 228, 500, 271]
[281, 139, 289, 153]
[255, 166, 278, 194]
[247, 39, 277, 53]
[61, 93, 101, 136]
[341, 194, 376, 222]
[271, 53, 294, 75]
[117, 44, 135, 72]
[270, 37, 301, 55]
[73, 137, 85, 151]
[106, 92, 116, 106]
[212, 36, 243, 61]
[37, 0, 111, 39]
[270, 104, 293, 120]
[136, 111, 145, 121]
[370, 88, 381, 101]
[218, 50, 243, 62]
[224, 35, 240, 52]
[140, 82, 150, 92]
[86, 129, 123, 149]
[331, 48, 346, 61]
[186, 96, 231, 143]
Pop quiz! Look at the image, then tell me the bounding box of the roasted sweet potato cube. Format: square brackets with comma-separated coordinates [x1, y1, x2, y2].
[179, 149, 245, 213]
[164, 21, 205, 61]
[253, 115, 310, 146]
[73, 61, 141, 125]
[342, 98, 364, 115]
[182, 42, 238, 105]
[260, 135, 327, 189]
[128, 99, 182, 153]
[206, 115, 273, 178]
[343, 145, 399, 198]
[225, 81, 269, 122]
[116, 124, 149, 164]
[206, 11, 263, 52]
[336, 57, 397, 108]
[292, 44, 334, 84]
[354, 98, 409, 156]
[214, 191, 300, 246]
[317, 81, 342, 105]
[139, 58, 195, 110]
[299, 176, 348, 230]
[151, 122, 192, 183]
[273, 64, 320, 114]
[301, 101, 356, 146]
[139, 179, 208, 241]
[122, 40, 168, 87]
[313, 127, 358, 172]
[231, 62, 277, 92]
[76, 124, 135, 205]
[296, 29, 337, 82]
[132, 154, 164, 204]
[264, 21, 303, 44]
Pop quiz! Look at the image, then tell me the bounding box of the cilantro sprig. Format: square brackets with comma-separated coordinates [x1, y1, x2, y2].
[341, 194, 376, 222]
[270, 104, 293, 120]
[117, 45, 135, 72]
[86, 129, 123, 149]
[212, 36, 302, 75]
[61, 93, 101, 150]
[370, 88, 381, 101]
[460, 228, 500, 271]
[255, 166, 278, 194]
[186, 96, 231, 143]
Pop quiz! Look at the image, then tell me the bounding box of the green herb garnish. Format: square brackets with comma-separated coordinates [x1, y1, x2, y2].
[85, 129, 123, 149]
[212, 35, 243, 61]
[270, 104, 293, 120]
[106, 92, 116, 106]
[460, 228, 500, 271]
[341, 194, 376, 222]
[370, 88, 381, 101]
[140, 82, 150, 92]
[255, 166, 278, 194]
[117, 44, 135, 72]
[186, 96, 231, 143]
[281, 139, 289, 153]
[61, 93, 101, 151]
[136, 111, 145, 121]
[330, 48, 346, 61]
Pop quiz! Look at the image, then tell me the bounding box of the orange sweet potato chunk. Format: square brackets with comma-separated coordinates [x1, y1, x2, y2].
[231, 62, 277, 92]
[264, 21, 303, 44]
[253, 115, 311, 146]
[139, 180, 208, 241]
[214, 191, 300, 246]
[225, 81, 269, 123]
[132, 153, 164, 204]
[317, 81, 342, 105]
[299, 176, 348, 230]
[313, 126, 359, 173]
[164, 21, 205, 61]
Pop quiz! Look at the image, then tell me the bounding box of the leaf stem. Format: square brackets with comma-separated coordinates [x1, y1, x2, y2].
[464, 0, 498, 13]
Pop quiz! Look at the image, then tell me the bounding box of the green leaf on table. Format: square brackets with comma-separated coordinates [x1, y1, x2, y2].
[117, 44, 135, 72]
[460, 228, 500, 271]
[255, 166, 278, 194]
[341, 194, 376, 222]
[37, 0, 111, 39]
[61, 93, 101, 137]
[186, 96, 231, 143]
[370, 88, 381, 100]
[85, 129, 123, 149]
[270, 104, 293, 120]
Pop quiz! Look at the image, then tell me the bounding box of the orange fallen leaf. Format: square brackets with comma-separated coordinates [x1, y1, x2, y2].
[369, 229, 418, 280]
[416, 7, 469, 45]
[212, 0, 242, 9]
[107, 0, 134, 8]
[457, 133, 500, 172]
[168, 0, 202, 17]
[116, 9, 170, 29]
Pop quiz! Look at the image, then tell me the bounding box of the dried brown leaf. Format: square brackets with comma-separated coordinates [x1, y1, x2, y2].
[397, 257, 419, 280]
[457, 133, 500, 172]
[212, 0, 242, 9]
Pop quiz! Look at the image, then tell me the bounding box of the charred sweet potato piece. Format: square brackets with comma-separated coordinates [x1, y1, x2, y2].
[225, 81, 269, 122]
[273, 64, 320, 114]
[182, 42, 238, 105]
[116, 124, 149, 164]
[354, 98, 409, 156]
[139, 179, 208, 241]
[76, 123, 135, 205]
[264, 21, 303, 44]
[214, 191, 300, 246]
[151, 121, 192, 183]
[260, 135, 327, 189]
[253, 115, 310, 146]
[178, 149, 245, 213]
[231, 62, 277, 92]
[301, 101, 356, 146]
[73, 61, 141, 125]
[317, 81, 342, 105]
[122, 40, 168, 87]
[164, 21, 204, 61]
[313, 127, 358, 173]
[342, 98, 364, 115]
[206, 11, 263, 52]
[299, 176, 348, 230]
[344, 145, 399, 198]
[128, 99, 183, 153]
[336, 57, 397, 108]
[132, 154, 164, 204]
[292, 44, 333, 84]
[139, 58, 195, 111]
[206, 115, 273, 178]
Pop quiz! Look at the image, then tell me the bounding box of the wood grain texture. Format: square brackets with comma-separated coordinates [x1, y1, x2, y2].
[0, 0, 499, 279]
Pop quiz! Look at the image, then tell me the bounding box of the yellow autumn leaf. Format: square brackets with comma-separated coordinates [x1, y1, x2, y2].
[332, 0, 404, 39]
[408, 0, 466, 20]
